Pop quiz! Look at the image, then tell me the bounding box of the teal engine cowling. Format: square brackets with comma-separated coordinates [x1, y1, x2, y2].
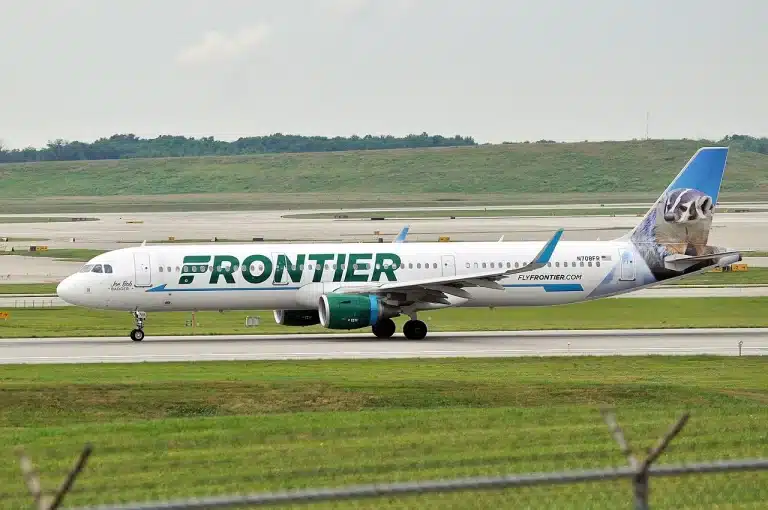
[318, 293, 395, 330]
[273, 309, 321, 327]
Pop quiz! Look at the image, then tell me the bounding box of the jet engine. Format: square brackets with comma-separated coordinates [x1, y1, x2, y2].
[318, 293, 397, 330]
[273, 309, 321, 327]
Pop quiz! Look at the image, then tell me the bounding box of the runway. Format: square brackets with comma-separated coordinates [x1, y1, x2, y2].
[1, 328, 766, 364]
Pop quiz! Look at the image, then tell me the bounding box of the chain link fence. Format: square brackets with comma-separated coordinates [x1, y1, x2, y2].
[8, 410, 768, 510]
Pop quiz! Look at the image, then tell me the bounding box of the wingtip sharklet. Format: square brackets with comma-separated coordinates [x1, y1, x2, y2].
[533, 228, 564, 265]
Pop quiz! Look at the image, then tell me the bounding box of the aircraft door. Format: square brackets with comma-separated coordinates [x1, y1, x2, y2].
[441, 255, 456, 276]
[618, 248, 636, 281]
[271, 252, 288, 285]
[133, 252, 152, 287]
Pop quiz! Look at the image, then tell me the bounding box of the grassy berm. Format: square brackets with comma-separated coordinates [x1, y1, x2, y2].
[1, 357, 766, 509]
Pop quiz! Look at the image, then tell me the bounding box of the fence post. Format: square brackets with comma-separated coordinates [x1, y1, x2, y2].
[602, 408, 690, 510]
[16, 444, 93, 510]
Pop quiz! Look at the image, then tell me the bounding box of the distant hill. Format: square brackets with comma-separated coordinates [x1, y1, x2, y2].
[0, 136, 766, 199]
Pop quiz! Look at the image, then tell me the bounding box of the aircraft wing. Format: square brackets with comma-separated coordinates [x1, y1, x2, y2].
[393, 225, 409, 243]
[334, 229, 563, 303]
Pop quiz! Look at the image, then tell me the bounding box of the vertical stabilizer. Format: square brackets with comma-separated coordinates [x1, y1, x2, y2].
[625, 146, 730, 279]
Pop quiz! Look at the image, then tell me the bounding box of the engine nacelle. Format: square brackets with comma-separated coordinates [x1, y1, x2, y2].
[273, 309, 321, 327]
[318, 293, 394, 330]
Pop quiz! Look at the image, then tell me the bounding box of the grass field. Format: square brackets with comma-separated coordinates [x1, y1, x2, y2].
[666, 266, 768, 285]
[0, 216, 97, 223]
[0, 248, 103, 262]
[2, 297, 768, 337]
[0, 139, 767, 213]
[1, 357, 766, 508]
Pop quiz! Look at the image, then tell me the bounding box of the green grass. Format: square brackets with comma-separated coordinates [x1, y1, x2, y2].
[0, 216, 97, 223]
[3, 297, 768, 337]
[1, 358, 765, 509]
[0, 283, 57, 295]
[668, 267, 768, 285]
[0, 139, 767, 213]
[0, 248, 103, 261]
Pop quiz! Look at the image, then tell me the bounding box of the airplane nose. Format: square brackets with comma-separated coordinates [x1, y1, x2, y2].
[56, 277, 75, 304]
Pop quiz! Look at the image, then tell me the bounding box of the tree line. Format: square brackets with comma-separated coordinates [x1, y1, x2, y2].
[0, 133, 765, 164]
[0, 133, 476, 163]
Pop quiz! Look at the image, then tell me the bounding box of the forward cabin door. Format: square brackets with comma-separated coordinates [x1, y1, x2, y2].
[133, 252, 152, 287]
[271, 252, 289, 285]
[441, 255, 456, 276]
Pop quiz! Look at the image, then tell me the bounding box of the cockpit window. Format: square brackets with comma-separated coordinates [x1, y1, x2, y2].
[79, 263, 113, 274]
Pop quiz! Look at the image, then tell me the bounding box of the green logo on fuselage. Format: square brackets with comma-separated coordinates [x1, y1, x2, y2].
[179, 252, 401, 286]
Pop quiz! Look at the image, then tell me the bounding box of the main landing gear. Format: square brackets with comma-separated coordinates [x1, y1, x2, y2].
[130, 311, 146, 342]
[371, 315, 428, 340]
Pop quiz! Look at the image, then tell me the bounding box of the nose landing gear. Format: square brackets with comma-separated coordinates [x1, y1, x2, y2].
[130, 311, 146, 342]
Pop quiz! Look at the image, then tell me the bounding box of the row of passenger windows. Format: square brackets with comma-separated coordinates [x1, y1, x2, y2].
[160, 258, 603, 274]
[468, 260, 602, 269]
[79, 263, 113, 273]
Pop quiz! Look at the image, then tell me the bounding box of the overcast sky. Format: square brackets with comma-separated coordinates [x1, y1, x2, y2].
[1, 0, 765, 149]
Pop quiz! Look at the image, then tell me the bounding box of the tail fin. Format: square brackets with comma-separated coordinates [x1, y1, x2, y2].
[625, 146, 731, 278]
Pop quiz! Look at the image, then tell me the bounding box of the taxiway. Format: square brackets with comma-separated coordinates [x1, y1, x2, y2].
[1, 328, 765, 364]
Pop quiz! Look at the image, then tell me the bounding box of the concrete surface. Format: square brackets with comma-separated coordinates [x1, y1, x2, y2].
[1, 328, 765, 364]
[0, 207, 766, 251]
[0, 204, 765, 285]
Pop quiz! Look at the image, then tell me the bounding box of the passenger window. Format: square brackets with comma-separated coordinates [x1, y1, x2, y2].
[104, 264, 113, 273]
[507, 262, 511, 268]
[588, 262, 593, 267]
[490, 263, 495, 268]
[465, 263, 470, 268]
[433, 263, 437, 269]
[556, 262, 560, 267]
[580, 262, 584, 267]
[596, 261, 601, 267]
[515, 262, 519, 268]
[158, 266, 164, 272]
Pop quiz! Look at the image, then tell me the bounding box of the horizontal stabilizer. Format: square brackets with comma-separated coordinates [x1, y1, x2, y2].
[664, 250, 742, 270]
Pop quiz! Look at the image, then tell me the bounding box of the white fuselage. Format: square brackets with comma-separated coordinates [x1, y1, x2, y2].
[56, 239, 656, 313]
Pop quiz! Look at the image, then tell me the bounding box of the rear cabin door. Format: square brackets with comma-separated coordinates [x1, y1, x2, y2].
[618, 248, 636, 281]
[133, 252, 152, 287]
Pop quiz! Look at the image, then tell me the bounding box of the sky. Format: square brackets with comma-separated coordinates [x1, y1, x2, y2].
[1, 0, 766, 149]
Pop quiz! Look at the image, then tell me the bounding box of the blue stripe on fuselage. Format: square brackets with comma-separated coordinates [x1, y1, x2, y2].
[503, 283, 584, 292]
[147, 283, 584, 293]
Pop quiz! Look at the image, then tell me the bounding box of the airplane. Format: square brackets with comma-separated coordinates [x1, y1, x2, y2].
[56, 147, 743, 342]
